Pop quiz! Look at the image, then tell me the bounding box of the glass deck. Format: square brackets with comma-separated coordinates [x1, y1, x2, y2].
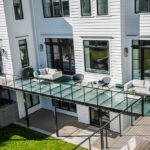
[2, 75, 149, 115]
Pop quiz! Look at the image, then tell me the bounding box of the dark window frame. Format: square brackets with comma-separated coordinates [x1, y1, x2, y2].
[80, 0, 91, 16]
[19, 39, 29, 68]
[83, 40, 110, 74]
[97, 0, 108, 16]
[13, 0, 24, 20]
[53, 100, 77, 113]
[42, 0, 70, 18]
[25, 94, 40, 109]
[135, 0, 150, 13]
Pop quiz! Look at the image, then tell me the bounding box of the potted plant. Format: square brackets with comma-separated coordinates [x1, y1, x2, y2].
[22, 67, 34, 78]
[130, 89, 136, 95]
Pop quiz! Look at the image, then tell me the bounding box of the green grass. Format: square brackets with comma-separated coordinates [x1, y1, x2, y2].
[0, 124, 86, 150]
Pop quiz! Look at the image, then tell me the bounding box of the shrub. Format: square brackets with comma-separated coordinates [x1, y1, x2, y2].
[22, 67, 34, 78]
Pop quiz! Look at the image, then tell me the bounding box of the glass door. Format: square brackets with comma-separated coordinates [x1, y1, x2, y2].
[144, 49, 150, 80]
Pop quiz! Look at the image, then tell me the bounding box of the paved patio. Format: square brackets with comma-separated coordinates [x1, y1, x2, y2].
[17, 109, 118, 149]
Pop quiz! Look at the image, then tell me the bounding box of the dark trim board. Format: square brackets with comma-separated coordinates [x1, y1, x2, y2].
[0, 85, 141, 117]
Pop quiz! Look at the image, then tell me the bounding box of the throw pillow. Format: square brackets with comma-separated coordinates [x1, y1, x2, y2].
[39, 69, 46, 75]
[35, 70, 40, 75]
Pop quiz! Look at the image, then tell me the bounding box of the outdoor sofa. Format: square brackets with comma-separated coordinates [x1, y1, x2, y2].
[124, 79, 150, 95]
[33, 68, 62, 80]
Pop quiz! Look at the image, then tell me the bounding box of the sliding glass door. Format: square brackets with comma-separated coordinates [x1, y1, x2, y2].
[132, 40, 150, 80]
[45, 38, 75, 75]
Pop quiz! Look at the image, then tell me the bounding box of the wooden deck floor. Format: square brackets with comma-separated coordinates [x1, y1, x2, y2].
[107, 116, 150, 150]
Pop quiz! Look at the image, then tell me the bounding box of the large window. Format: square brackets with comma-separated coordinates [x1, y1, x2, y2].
[13, 0, 24, 20]
[53, 100, 77, 113]
[81, 0, 91, 16]
[97, 0, 108, 15]
[84, 40, 109, 74]
[19, 39, 29, 68]
[135, 0, 150, 13]
[42, 0, 70, 17]
[25, 94, 40, 109]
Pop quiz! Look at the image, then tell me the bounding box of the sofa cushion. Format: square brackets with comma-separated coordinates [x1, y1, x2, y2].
[48, 69, 57, 74]
[145, 81, 150, 88]
[132, 80, 145, 88]
[39, 74, 52, 80]
[39, 69, 47, 75]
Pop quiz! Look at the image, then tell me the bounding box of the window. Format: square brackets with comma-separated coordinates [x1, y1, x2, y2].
[97, 0, 108, 15]
[43, 0, 52, 17]
[25, 94, 40, 109]
[84, 40, 109, 74]
[13, 0, 24, 20]
[19, 39, 29, 68]
[81, 0, 91, 16]
[135, 0, 150, 13]
[42, 0, 69, 17]
[53, 100, 77, 113]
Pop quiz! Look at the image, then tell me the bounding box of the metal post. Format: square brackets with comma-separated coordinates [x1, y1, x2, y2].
[111, 91, 113, 107]
[97, 88, 98, 105]
[13, 76, 15, 88]
[5, 74, 7, 86]
[105, 129, 108, 148]
[131, 105, 133, 126]
[49, 81, 51, 95]
[21, 77, 23, 90]
[60, 84, 62, 98]
[89, 137, 91, 150]
[84, 87, 85, 103]
[39, 79, 41, 93]
[126, 93, 128, 110]
[23, 93, 30, 127]
[100, 129, 104, 150]
[119, 114, 122, 136]
[30, 78, 32, 92]
[71, 85, 73, 100]
[142, 96, 144, 116]
[53, 103, 59, 137]
[8, 89, 11, 104]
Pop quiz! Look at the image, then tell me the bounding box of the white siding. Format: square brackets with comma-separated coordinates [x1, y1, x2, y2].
[0, 0, 13, 74]
[77, 104, 90, 124]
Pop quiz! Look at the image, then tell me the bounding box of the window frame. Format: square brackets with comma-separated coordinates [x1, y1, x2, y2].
[83, 40, 110, 74]
[25, 94, 40, 109]
[97, 0, 109, 16]
[135, 0, 150, 13]
[13, 0, 24, 20]
[42, 0, 70, 18]
[18, 39, 29, 68]
[80, 0, 91, 16]
[53, 100, 77, 113]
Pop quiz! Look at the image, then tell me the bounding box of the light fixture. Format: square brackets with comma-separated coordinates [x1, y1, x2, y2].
[124, 48, 128, 57]
[40, 44, 44, 51]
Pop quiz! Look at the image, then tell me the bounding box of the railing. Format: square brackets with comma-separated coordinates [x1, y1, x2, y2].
[72, 97, 142, 150]
[1, 74, 142, 114]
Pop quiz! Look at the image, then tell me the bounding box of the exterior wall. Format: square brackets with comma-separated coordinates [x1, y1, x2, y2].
[16, 91, 42, 119]
[3, 0, 38, 75]
[77, 105, 90, 124]
[0, 103, 19, 127]
[0, 0, 13, 74]
[110, 112, 134, 133]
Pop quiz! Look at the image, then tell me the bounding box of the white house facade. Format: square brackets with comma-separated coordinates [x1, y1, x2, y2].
[0, 0, 150, 133]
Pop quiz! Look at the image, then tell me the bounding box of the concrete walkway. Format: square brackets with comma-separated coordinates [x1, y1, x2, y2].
[107, 116, 150, 150]
[17, 109, 117, 150]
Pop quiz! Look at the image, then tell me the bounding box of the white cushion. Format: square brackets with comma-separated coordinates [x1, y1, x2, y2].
[39, 69, 46, 75]
[48, 69, 57, 74]
[145, 81, 150, 88]
[39, 75, 52, 80]
[45, 68, 50, 74]
[132, 80, 145, 88]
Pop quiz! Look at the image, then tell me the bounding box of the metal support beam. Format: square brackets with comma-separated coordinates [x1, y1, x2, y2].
[23, 93, 30, 127]
[119, 114, 121, 136]
[142, 96, 144, 116]
[53, 102, 59, 137]
[7, 89, 11, 104]
[100, 129, 104, 150]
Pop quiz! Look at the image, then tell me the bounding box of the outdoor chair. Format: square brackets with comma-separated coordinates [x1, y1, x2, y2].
[98, 77, 111, 89]
[73, 74, 84, 85]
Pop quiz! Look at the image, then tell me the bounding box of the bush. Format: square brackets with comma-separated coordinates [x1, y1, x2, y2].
[22, 67, 34, 78]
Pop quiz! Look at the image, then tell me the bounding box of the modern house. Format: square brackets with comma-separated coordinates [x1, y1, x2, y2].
[0, 0, 150, 141]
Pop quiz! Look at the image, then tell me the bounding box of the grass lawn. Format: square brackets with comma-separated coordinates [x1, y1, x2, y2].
[0, 124, 87, 150]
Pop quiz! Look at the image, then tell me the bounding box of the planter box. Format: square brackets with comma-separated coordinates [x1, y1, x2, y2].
[0, 102, 19, 127]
